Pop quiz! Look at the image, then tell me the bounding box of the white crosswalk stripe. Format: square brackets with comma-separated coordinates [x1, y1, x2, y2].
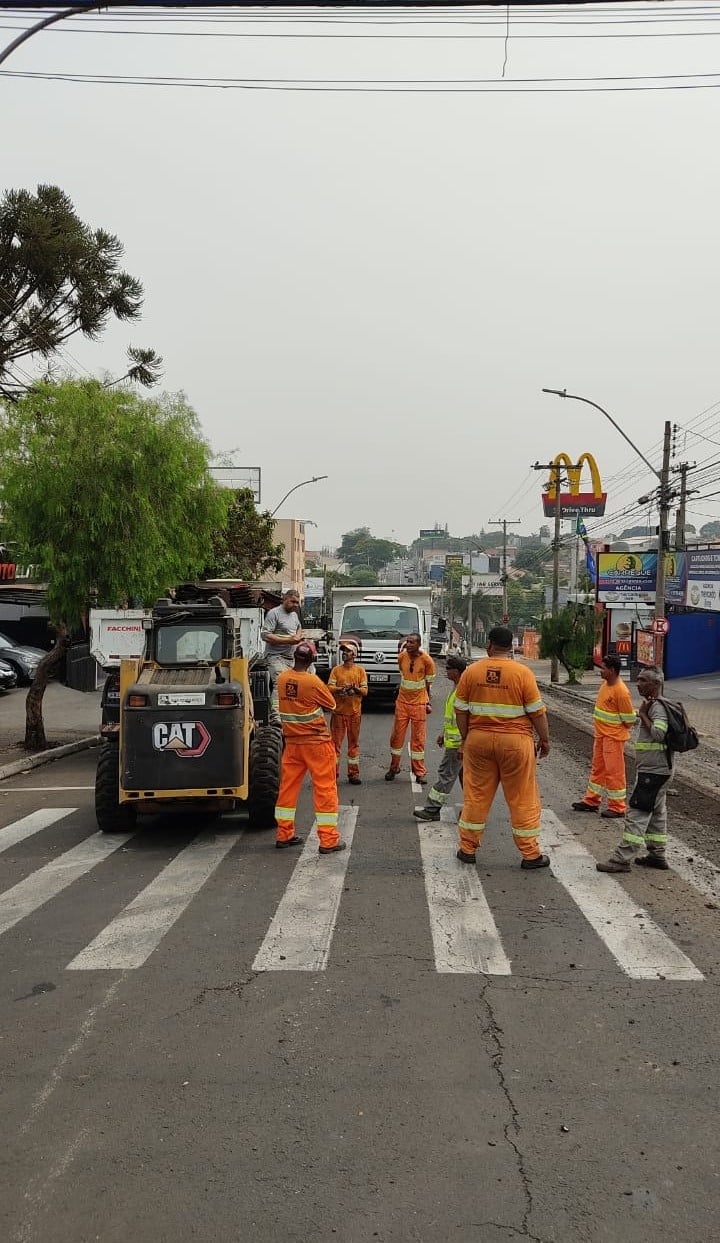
[0, 808, 76, 855]
[0, 831, 134, 938]
[542, 810, 704, 982]
[418, 808, 511, 975]
[252, 807, 358, 972]
[66, 830, 243, 970]
[0, 804, 713, 979]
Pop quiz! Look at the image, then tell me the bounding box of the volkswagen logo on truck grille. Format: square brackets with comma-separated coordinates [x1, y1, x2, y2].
[374, 651, 385, 663]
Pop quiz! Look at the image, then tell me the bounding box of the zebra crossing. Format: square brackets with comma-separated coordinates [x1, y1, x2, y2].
[0, 801, 715, 980]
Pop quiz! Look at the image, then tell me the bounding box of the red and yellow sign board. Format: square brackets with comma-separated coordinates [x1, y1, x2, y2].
[542, 452, 607, 518]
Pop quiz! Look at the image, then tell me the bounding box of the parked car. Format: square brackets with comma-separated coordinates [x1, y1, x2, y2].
[0, 657, 18, 691]
[0, 631, 48, 685]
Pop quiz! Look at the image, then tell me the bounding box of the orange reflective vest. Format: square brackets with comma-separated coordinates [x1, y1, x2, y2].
[397, 650, 435, 706]
[454, 658, 546, 735]
[593, 680, 637, 741]
[328, 662, 368, 718]
[276, 669, 336, 743]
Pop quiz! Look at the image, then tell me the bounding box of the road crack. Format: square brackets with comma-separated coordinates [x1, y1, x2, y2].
[194, 970, 259, 1006]
[478, 979, 549, 1243]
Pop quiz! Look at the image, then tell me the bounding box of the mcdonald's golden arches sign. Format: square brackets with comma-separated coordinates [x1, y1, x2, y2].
[542, 451, 607, 518]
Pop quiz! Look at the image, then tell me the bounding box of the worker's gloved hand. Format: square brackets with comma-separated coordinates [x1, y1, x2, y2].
[425, 703, 432, 715]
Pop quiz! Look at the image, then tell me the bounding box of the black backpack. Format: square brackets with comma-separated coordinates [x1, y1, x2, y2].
[659, 698, 700, 755]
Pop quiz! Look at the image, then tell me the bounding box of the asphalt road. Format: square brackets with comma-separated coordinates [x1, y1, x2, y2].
[2, 678, 719, 1243]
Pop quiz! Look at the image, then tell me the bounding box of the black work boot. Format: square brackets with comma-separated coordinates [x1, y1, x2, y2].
[635, 855, 670, 871]
[521, 854, 551, 870]
[414, 806, 440, 821]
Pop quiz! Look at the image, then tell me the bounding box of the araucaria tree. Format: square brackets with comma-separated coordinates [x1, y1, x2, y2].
[0, 184, 160, 398]
[0, 380, 230, 749]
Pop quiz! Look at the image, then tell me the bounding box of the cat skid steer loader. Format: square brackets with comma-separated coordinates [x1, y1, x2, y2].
[94, 595, 281, 832]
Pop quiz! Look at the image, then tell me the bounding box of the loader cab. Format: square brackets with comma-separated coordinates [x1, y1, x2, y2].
[145, 597, 237, 666]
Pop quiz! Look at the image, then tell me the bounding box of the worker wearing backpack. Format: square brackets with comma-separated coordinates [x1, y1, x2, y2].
[597, 665, 673, 873]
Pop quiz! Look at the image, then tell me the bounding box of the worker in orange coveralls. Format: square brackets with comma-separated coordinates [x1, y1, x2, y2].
[385, 631, 436, 784]
[328, 639, 368, 785]
[454, 625, 551, 869]
[275, 641, 345, 855]
[571, 653, 637, 819]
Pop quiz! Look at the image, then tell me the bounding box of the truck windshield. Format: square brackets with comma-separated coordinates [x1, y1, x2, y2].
[341, 605, 419, 640]
[155, 623, 223, 664]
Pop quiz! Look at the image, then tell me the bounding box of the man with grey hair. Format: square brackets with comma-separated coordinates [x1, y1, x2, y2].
[597, 665, 672, 873]
[414, 653, 467, 821]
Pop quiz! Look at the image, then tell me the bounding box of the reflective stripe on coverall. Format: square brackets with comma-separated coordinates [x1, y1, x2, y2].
[454, 658, 546, 860]
[388, 649, 436, 777]
[328, 661, 368, 776]
[275, 668, 339, 847]
[428, 686, 463, 806]
[609, 702, 671, 864]
[580, 681, 637, 812]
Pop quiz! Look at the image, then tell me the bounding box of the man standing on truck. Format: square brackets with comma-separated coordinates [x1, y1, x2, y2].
[329, 639, 368, 785]
[275, 641, 345, 855]
[385, 632, 436, 784]
[262, 589, 303, 707]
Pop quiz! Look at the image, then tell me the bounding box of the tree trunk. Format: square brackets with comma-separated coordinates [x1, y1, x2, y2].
[23, 626, 69, 751]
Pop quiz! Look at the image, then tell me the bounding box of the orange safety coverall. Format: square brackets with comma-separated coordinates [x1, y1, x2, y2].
[581, 680, 637, 813]
[275, 668, 339, 848]
[454, 658, 547, 861]
[388, 650, 436, 778]
[328, 662, 368, 778]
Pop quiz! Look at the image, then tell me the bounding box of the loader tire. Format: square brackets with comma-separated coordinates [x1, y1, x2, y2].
[95, 742, 136, 834]
[246, 723, 282, 830]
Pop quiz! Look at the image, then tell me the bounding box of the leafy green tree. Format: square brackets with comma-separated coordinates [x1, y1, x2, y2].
[339, 527, 405, 569]
[513, 545, 551, 574]
[204, 488, 284, 581]
[540, 604, 599, 684]
[346, 565, 378, 587]
[700, 520, 720, 539]
[0, 185, 159, 398]
[0, 379, 229, 749]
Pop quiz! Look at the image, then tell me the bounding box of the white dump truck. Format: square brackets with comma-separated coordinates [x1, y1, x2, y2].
[329, 587, 436, 697]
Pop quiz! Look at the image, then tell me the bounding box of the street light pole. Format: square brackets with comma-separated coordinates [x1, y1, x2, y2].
[270, 475, 328, 518]
[542, 387, 672, 670]
[533, 461, 566, 683]
[541, 389, 661, 481]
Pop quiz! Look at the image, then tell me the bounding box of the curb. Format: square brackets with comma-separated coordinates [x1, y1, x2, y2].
[0, 735, 101, 782]
[538, 680, 720, 802]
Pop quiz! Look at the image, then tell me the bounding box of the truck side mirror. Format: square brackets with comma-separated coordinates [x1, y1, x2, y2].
[436, 618, 447, 633]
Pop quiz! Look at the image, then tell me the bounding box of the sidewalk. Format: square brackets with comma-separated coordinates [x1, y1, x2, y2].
[520, 657, 720, 751]
[0, 683, 101, 766]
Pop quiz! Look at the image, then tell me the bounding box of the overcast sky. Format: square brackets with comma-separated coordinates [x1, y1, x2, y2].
[3, 1, 720, 552]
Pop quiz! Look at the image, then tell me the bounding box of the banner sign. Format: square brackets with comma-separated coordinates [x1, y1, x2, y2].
[664, 551, 687, 606]
[635, 630, 657, 666]
[686, 547, 720, 613]
[597, 551, 657, 602]
[303, 576, 324, 598]
[542, 451, 607, 518]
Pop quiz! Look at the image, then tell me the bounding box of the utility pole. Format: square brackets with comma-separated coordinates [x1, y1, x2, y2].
[533, 461, 566, 683]
[672, 461, 696, 550]
[466, 547, 478, 657]
[653, 421, 673, 667]
[488, 517, 521, 622]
